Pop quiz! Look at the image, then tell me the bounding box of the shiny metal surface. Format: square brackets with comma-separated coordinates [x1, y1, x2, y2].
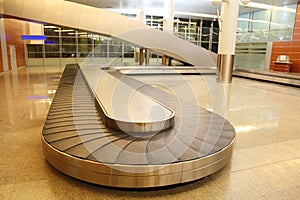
[42, 137, 234, 188]
[217, 54, 234, 83]
[42, 64, 236, 188]
[81, 67, 175, 133]
[234, 68, 300, 87]
[113, 66, 217, 75]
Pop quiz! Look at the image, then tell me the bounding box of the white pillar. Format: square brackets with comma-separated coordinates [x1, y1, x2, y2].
[0, 18, 9, 72]
[163, 0, 174, 34]
[136, 9, 145, 24]
[22, 21, 28, 67]
[9, 45, 17, 70]
[136, 9, 145, 65]
[217, 0, 240, 83]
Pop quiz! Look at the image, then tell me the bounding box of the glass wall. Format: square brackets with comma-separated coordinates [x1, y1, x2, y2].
[237, 13, 250, 33]
[27, 3, 297, 68]
[236, 4, 297, 43]
[145, 16, 219, 53]
[27, 44, 43, 58]
[235, 4, 297, 70]
[27, 26, 136, 59]
[44, 26, 60, 58]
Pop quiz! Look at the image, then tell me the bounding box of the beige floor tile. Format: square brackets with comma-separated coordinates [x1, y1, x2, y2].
[1, 67, 300, 199]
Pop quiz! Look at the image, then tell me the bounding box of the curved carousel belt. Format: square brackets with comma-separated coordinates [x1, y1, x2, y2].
[42, 64, 235, 188]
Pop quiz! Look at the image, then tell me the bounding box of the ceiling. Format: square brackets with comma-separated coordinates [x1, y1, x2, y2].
[67, 0, 299, 16]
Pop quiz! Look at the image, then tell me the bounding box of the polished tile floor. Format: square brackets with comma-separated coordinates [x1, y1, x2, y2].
[0, 66, 299, 200]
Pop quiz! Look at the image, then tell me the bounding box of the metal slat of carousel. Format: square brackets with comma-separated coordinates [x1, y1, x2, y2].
[42, 64, 235, 188]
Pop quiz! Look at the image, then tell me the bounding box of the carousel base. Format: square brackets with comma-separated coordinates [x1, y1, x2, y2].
[42, 64, 235, 188]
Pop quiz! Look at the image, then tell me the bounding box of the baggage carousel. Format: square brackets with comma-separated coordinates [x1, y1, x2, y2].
[42, 64, 235, 188]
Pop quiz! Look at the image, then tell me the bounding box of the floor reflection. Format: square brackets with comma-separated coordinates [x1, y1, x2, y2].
[1, 65, 299, 199]
[0, 67, 63, 130]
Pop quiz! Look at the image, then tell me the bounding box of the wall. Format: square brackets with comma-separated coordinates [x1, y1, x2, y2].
[0, 18, 26, 73]
[5, 19, 26, 70]
[270, 3, 300, 73]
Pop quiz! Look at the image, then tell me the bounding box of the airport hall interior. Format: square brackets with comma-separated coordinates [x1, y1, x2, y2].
[0, 0, 299, 199]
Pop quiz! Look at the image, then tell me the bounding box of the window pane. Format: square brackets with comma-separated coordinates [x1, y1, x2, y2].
[45, 44, 59, 58]
[45, 53, 60, 58]
[44, 26, 60, 36]
[62, 45, 76, 57]
[45, 45, 59, 52]
[27, 44, 42, 52]
[94, 44, 107, 58]
[78, 37, 93, 45]
[270, 7, 296, 30]
[28, 52, 43, 58]
[60, 28, 76, 37]
[62, 37, 75, 45]
[251, 10, 271, 32]
[212, 44, 218, 54]
[201, 43, 209, 50]
[45, 37, 59, 45]
[78, 45, 93, 57]
[238, 13, 250, 33]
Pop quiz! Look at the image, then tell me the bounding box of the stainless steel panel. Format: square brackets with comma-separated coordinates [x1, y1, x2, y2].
[81, 67, 175, 133]
[41, 64, 235, 188]
[217, 54, 234, 83]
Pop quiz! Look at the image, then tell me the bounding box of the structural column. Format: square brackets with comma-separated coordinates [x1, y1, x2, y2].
[0, 18, 9, 72]
[136, 9, 146, 65]
[163, 0, 174, 34]
[162, 55, 170, 66]
[145, 48, 150, 65]
[139, 48, 144, 65]
[22, 21, 28, 67]
[136, 9, 145, 25]
[217, 0, 240, 83]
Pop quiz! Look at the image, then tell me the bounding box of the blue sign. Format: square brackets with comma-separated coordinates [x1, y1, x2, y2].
[21, 35, 46, 40]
